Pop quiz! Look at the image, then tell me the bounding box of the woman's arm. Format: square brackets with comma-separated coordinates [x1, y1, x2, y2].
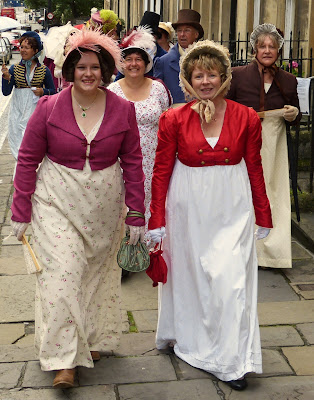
[1, 65, 15, 96]
[42, 66, 56, 96]
[148, 109, 178, 229]
[243, 108, 272, 228]
[118, 102, 145, 227]
[11, 97, 49, 222]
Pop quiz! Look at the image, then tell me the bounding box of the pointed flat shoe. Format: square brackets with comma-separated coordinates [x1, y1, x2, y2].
[226, 377, 248, 391]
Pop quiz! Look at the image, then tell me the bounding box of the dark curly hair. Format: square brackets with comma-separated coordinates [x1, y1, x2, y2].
[19, 36, 39, 52]
[62, 47, 114, 85]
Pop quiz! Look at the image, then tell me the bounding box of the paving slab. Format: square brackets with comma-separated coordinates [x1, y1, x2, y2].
[0, 275, 35, 323]
[291, 282, 314, 300]
[0, 385, 116, 399]
[248, 349, 293, 377]
[0, 245, 23, 257]
[114, 332, 158, 356]
[0, 362, 25, 389]
[132, 310, 158, 332]
[297, 323, 314, 344]
[0, 183, 12, 198]
[0, 323, 25, 345]
[22, 361, 78, 388]
[172, 355, 213, 380]
[15, 334, 34, 346]
[257, 269, 299, 302]
[118, 379, 220, 400]
[284, 259, 314, 283]
[258, 300, 314, 325]
[292, 242, 313, 260]
[218, 376, 314, 399]
[0, 256, 28, 275]
[0, 344, 36, 362]
[260, 325, 304, 347]
[79, 355, 177, 385]
[121, 271, 158, 311]
[282, 346, 314, 375]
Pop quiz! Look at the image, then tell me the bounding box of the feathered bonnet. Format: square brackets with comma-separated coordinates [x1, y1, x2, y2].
[62, 28, 122, 79]
[86, 9, 119, 34]
[250, 23, 284, 51]
[118, 26, 156, 74]
[179, 40, 231, 123]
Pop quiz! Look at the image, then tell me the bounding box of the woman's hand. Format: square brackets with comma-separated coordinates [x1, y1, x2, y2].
[148, 227, 166, 243]
[283, 105, 298, 122]
[1, 64, 10, 80]
[32, 87, 44, 97]
[10, 220, 29, 241]
[127, 225, 145, 245]
[255, 226, 270, 240]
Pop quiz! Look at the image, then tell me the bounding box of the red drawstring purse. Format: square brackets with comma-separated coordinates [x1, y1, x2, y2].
[146, 241, 168, 287]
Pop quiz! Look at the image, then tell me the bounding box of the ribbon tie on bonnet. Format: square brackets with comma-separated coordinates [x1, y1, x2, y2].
[179, 73, 231, 123]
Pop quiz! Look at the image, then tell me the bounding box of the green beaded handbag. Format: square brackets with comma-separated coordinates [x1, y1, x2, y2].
[117, 231, 150, 272]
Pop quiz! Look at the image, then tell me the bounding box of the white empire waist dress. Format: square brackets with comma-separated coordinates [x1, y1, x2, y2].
[156, 136, 262, 381]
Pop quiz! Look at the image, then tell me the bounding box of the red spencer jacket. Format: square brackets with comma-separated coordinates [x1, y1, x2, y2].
[148, 99, 272, 229]
[11, 85, 145, 226]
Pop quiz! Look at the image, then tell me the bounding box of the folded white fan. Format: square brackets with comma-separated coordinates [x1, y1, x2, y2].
[21, 234, 42, 274]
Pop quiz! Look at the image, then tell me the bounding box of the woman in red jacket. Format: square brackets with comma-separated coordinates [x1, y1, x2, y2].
[10, 29, 145, 388]
[148, 40, 272, 390]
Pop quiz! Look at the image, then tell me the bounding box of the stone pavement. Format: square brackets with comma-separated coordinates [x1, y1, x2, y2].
[1, 138, 314, 400]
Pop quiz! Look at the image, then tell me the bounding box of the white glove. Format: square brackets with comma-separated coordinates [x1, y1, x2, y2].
[11, 220, 29, 241]
[255, 227, 271, 240]
[128, 225, 145, 245]
[283, 105, 299, 122]
[148, 227, 166, 243]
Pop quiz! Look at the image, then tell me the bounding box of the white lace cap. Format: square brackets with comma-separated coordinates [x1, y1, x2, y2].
[250, 23, 284, 51]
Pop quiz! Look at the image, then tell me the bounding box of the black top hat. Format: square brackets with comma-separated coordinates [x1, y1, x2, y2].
[139, 11, 161, 37]
[172, 9, 204, 39]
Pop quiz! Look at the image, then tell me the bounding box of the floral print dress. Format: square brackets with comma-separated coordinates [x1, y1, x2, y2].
[108, 80, 170, 236]
[32, 116, 125, 371]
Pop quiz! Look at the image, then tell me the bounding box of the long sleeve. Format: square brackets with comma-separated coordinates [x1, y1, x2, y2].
[11, 97, 49, 222]
[42, 66, 56, 95]
[1, 65, 15, 96]
[153, 56, 164, 81]
[148, 109, 178, 229]
[244, 108, 272, 228]
[119, 102, 145, 226]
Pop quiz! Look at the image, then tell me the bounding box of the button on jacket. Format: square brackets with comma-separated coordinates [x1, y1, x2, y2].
[11, 86, 145, 225]
[149, 99, 272, 229]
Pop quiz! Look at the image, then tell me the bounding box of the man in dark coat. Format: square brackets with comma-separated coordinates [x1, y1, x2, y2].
[153, 9, 204, 105]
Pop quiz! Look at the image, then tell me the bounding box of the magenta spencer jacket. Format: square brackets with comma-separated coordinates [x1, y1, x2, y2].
[11, 86, 145, 225]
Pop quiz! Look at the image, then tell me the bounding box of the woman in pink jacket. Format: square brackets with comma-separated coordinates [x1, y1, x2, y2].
[10, 29, 145, 388]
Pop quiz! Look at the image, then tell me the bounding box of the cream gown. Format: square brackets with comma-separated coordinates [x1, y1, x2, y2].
[32, 117, 124, 371]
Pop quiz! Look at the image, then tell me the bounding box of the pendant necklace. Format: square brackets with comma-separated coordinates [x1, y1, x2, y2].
[73, 92, 98, 118]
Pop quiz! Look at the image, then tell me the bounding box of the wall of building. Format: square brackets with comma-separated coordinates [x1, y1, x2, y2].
[110, 0, 313, 76]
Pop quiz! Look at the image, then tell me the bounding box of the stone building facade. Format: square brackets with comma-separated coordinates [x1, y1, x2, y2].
[108, 0, 313, 76]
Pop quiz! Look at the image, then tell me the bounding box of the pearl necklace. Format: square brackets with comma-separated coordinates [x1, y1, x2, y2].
[73, 92, 98, 118]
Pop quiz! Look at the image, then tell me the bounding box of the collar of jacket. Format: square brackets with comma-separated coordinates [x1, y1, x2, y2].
[48, 85, 130, 140]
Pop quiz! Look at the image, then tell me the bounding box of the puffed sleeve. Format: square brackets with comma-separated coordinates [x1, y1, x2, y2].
[11, 96, 49, 222]
[244, 108, 272, 228]
[158, 80, 172, 110]
[148, 109, 178, 229]
[119, 102, 145, 226]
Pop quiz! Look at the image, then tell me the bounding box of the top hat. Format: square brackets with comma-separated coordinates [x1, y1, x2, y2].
[139, 11, 161, 37]
[172, 9, 204, 39]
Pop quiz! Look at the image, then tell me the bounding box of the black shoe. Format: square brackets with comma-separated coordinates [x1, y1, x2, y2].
[226, 377, 248, 390]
